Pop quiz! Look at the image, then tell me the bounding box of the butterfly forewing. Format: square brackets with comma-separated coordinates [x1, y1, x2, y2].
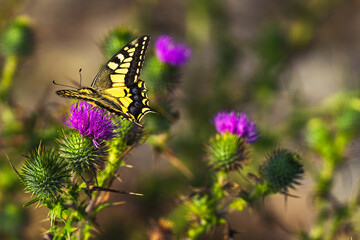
[91, 35, 150, 88]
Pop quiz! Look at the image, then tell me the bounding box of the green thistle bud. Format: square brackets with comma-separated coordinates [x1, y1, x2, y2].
[58, 131, 107, 177]
[101, 28, 135, 59]
[207, 133, 248, 171]
[260, 148, 304, 193]
[1, 16, 34, 57]
[20, 147, 69, 202]
[142, 56, 179, 96]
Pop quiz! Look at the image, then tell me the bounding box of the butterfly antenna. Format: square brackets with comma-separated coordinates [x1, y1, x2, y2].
[79, 68, 82, 88]
[52, 80, 78, 89]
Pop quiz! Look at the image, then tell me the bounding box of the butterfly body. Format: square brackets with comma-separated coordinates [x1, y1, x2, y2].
[56, 35, 153, 126]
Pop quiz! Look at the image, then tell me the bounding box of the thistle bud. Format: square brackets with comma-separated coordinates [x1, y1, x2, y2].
[101, 28, 135, 59]
[58, 131, 107, 177]
[260, 148, 304, 193]
[207, 133, 248, 171]
[142, 56, 179, 95]
[1, 16, 34, 57]
[144, 111, 172, 134]
[20, 147, 69, 202]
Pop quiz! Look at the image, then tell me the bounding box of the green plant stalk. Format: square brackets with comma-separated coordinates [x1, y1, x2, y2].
[243, 181, 271, 204]
[327, 205, 348, 240]
[309, 163, 336, 239]
[309, 152, 342, 239]
[0, 55, 18, 100]
[326, 184, 360, 240]
[78, 144, 130, 238]
[308, 204, 328, 240]
[211, 171, 227, 200]
[186, 171, 231, 239]
[96, 142, 128, 187]
[315, 159, 336, 197]
[307, 127, 351, 240]
[77, 221, 92, 240]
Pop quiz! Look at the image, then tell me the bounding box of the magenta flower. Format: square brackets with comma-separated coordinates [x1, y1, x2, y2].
[213, 111, 238, 134]
[155, 35, 191, 67]
[213, 111, 259, 143]
[64, 101, 119, 147]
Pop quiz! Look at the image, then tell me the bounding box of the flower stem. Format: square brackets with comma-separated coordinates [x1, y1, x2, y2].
[0, 55, 18, 100]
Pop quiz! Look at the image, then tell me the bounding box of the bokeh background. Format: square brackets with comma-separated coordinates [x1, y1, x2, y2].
[0, 0, 360, 239]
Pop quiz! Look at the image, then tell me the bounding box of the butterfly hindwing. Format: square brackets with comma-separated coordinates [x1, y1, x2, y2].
[56, 35, 153, 126]
[124, 79, 152, 122]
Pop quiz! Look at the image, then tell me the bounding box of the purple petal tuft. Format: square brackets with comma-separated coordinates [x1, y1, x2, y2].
[64, 101, 119, 147]
[155, 35, 191, 67]
[213, 111, 259, 143]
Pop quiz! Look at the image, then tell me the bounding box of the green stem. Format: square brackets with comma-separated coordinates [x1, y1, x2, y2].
[82, 144, 131, 237]
[326, 184, 360, 240]
[309, 155, 339, 240]
[243, 181, 271, 204]
[77, 221, 92, 240]
[0, 55, 18, 100]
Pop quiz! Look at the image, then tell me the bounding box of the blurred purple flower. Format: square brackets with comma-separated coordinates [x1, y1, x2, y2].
[64, 101, 119, 147]
[213, 111, 259, 143]
[244, 121, 258, 143]
[213, 111, 238, 135]
[155, 35, 191, 67]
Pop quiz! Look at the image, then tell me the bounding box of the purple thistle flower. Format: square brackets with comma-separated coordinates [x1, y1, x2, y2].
[213, 111, 259, 143]
[64, 101, 119, 147]
[155, 35, 191, 67]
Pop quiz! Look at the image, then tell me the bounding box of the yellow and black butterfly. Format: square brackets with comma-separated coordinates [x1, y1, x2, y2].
[56, 35, 153, 126]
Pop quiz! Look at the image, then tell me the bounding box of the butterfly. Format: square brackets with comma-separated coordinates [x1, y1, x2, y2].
[56, 35, 153, 126]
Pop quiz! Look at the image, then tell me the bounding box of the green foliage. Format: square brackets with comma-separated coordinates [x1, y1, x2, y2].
[303, 95, 360, 240]
[186, 194, 225, 239]
[256, 25, 288, 67]
[0, 202, 26, 239]
[228, 198, 247, 212]
[144, 111, 172, 135]
[307, 118, 339, 161]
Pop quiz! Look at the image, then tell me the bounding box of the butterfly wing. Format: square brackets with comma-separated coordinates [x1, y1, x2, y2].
[91, 35, 150, 88]
[91, 35, 153, 124]
[56, 88, 137, 120]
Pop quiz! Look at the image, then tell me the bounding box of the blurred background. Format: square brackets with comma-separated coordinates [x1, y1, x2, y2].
[0, 0, 360, 239]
